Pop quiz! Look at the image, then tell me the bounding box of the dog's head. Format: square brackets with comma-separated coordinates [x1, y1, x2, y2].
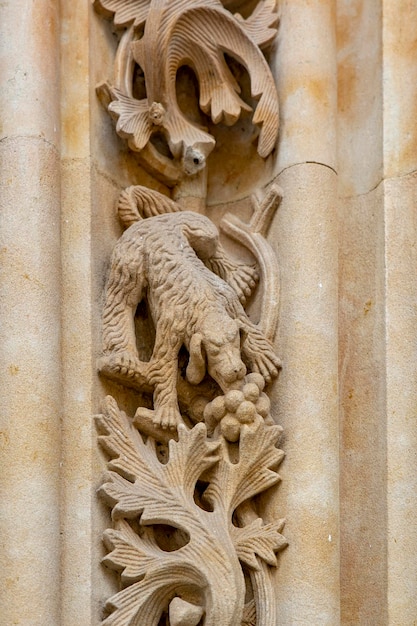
[186, 314, 246, 391]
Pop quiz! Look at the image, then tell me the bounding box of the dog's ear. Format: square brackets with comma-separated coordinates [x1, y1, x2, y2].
[186, 333, 206, 385]
[236, 319, 248, 349]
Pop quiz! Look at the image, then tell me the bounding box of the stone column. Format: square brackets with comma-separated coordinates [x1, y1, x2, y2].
[383, 2, 417, 622]
[0, 2, 61, 625]
[337, 1, 388, 622]
[270, 2, 340, 623]
[338, 2, 417, 623]
[60, 1, 95, 623]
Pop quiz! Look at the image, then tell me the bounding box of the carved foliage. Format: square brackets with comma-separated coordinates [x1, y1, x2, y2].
[94, 2, 286, 625]
[97, 396, 286, 625]
[94, 0, 279, 173]
[96, 184, 286, 625]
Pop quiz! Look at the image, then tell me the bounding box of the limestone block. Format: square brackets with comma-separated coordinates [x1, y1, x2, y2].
[0, 138, 61, 626]
[337, 0, 383, 197]
[0, 1, 60, 146]
[384, 172, 417, 624]
[383, 1, 417, 178]
[274, 0, 338, 173]
[338, 184, 387, 624]
[271, 163, 340, 625]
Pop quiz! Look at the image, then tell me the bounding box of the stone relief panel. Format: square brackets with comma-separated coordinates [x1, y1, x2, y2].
[94, 1, 286, 624]
[94, 0, 279, 185]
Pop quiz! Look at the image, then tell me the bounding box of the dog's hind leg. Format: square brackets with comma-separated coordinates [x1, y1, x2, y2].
[146, 329, 183, 431]
[98, 244, 149, 388]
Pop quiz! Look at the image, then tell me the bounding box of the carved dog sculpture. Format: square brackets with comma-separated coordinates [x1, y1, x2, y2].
[99, 210, 280, 430]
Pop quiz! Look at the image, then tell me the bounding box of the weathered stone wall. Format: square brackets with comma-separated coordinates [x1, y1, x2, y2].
[0, 1, 416, 624]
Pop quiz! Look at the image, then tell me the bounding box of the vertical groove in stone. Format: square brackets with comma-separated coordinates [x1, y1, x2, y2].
[338, 186, 388, 626]
[59, 1, 96, 624]
[383, 4, 417, 621]
[336, 2, 388, 624]
[60, 158, 94, 625]
[0, 2, 61, 624]
[384, 174, 417, 625]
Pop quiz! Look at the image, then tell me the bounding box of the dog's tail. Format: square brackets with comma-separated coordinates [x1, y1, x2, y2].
[117, 185, 181, 228]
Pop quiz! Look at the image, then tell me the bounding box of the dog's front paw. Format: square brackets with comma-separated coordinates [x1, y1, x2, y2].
[153, 405, 182, 431]
[250, 351, 282, 383]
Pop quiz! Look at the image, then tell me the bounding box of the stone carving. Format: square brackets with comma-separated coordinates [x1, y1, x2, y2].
[96, 397, 286, 626]
[98, 187, 281, 431]
[94, 1, 286, 625]
[94, 0, 279, 184]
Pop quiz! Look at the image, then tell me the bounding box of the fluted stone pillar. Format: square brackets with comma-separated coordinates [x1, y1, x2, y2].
[0, 2, 61, 624]
[271, 2, 340, 623]
[338, 2, 417, 624]
[383, 3, 417, 622]
[1, 1, 416, 624]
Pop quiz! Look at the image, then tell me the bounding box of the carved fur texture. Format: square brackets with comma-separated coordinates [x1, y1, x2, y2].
[99, 210, 281, 430]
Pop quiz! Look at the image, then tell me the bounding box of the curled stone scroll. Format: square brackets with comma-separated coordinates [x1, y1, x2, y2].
[94, 1, 287, 624]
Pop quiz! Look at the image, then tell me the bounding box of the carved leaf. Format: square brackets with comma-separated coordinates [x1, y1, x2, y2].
[97, 399, 219, 527]
[100, 1, 279, 162]
[97, 398, 246, 625]
[236, 0, 279, 50]
[96, 0, 265, 28]
[163, 423, 221, 500]
[103, 521, 162, 584]
[107, 89, 151, 150]
[231, 517, 287, 570]
[94, 0, 150, 28]
[96, 396, 155, 482]
[103, 560, 207, 626]
[204, 422, 284, 516]
[231, 425, 284, 510]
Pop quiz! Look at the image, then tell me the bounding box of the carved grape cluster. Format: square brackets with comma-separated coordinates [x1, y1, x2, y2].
[204, 373, 273, 442]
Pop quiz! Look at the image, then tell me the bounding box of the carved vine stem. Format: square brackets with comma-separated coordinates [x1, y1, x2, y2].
[94, 2, 286, 625]
[221, 184, 283, 341]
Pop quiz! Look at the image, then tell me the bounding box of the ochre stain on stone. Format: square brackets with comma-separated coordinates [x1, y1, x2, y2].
[22, 272, 45, 290]
[337, 1, 364, 51]
[8, 364, 19, 375]
[283, 75, 332, 109]
[337, 60, 356, 116]
[383, 4, 417, 174]
[336, 1, 367, 121]
[0, 431, 10, 447]
[62, 106, 82, 150]
[307, 77, 332, 107]
[394, 121, 417, 174]
[363, 300, 372, 315]
[5, 577, 19, 590]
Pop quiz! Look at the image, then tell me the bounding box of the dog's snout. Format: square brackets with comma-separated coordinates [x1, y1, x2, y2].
[235, 363, 246, 378]
[222, 362, 246, 384]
